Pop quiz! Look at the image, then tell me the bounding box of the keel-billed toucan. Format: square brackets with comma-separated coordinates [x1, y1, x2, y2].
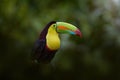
[32, 21, 82, 63]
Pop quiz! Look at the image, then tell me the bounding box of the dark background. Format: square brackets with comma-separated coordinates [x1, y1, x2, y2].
[0, 0, 120, 80]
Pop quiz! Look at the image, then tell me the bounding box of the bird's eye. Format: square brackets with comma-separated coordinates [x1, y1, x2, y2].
[53, 24, 56, 27]
[53, 24, 57, 29]
[53, 24, 58, 32]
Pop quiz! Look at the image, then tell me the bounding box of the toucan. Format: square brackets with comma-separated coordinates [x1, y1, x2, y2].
[32, 21, 82, 63]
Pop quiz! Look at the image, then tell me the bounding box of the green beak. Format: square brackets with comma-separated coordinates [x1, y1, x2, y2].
[56, 22, 82, 38]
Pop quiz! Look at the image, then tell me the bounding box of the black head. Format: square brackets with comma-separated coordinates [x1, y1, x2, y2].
[39, 21, 56, 39]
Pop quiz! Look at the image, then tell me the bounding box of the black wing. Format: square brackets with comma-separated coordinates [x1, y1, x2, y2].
[32, 39, 46, 62]
[32, 39, 58, 63]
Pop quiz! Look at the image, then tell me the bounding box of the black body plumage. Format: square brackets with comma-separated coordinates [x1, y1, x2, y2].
[32, 21, 57, 63]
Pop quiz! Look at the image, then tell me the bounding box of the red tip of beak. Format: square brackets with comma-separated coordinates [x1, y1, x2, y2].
[75, 29, 82, 38]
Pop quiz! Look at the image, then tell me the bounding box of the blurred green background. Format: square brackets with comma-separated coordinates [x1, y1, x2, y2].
[0, 0, 120, 80]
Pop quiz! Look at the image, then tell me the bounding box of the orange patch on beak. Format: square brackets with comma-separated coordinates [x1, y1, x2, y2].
[58, 26, 69, 30]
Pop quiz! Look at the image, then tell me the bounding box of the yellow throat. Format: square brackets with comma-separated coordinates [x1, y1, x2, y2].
[46, 25, 60, 50]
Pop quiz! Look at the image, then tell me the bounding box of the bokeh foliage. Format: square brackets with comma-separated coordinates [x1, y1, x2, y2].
[0, 0, 120, 80]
